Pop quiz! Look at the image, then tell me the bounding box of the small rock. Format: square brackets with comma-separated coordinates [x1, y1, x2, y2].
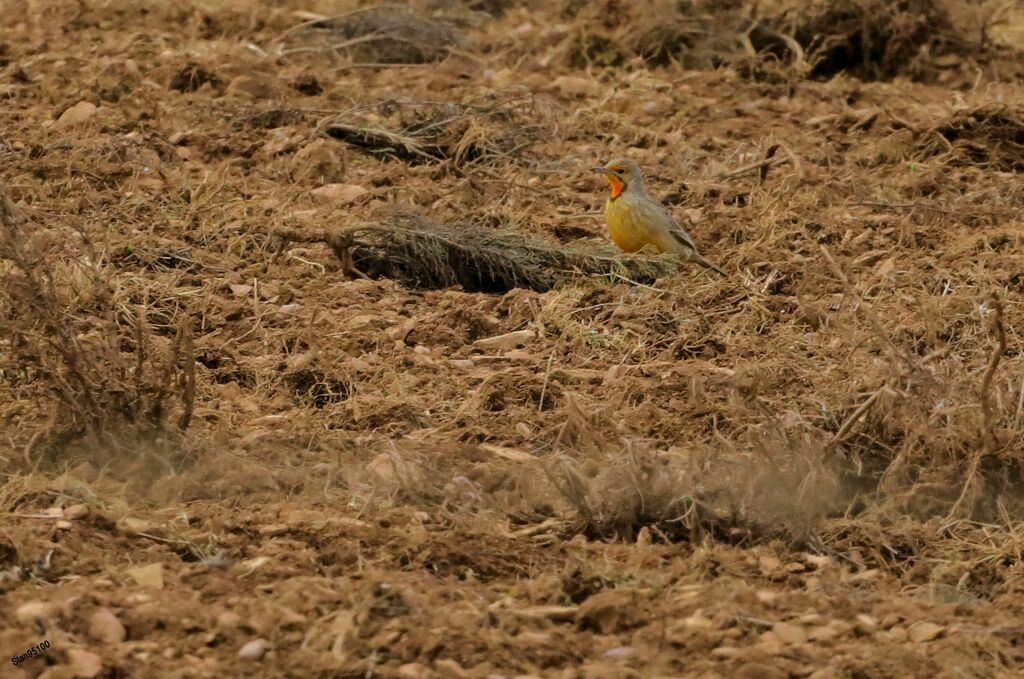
[16, 601, 58, 625]
[88, 608, 127, 643]
[261, 127, 300, 155]
[885, 625, 908, 642]
[473, 329, 535, 351]
[55, 520, 73, 530]
[293, 139, 345, 184]
[433, 659, 468, 678]
[386, 318, 418, 342]
[478, 444, 534, 462]
[850, 568, 881, 582]
[66, 648, 103, 678]
[367, 454, 423, 486]
[397, 663, 431, 679]
[754, 634, 785, 655]
[238, 638, 268, 660]
[804, 553, 832, 568]
[345, 314, 382, 330]
[118, 517, 151, 534]
[552, 75, 603, 98]
[127, 563, 164, 589]
[63, 504, 88, 520]
[808, 620, 849, 642]
[684, 613, 714, 629]
[580, 661, 625, 679]
[772, 621, 807, 645]
[258, 524, 288, 537]
[880, 613, 902, 629]
[509, 605, 578, 622]
[504, 349, 532, 362]
[854, 614, 878, 634]
[225, 75, 278, 100]
[808, 669, 842, 679]
[601, 646, 633, 660]
[711, 646, 743, 658]
[53, 101, 97, 129]
[367, 454, 398, 483]
[217, 611, 242, 629]
[237, 556, 271, 575]
[576, 590, 636, 634]
[736, 663, 788, 679]
[908, 621, 945, 643]
[310, 183, 368, 205]
[229, 283, 253, 297]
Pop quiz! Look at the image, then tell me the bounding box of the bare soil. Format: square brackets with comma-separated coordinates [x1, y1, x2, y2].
[3, 1, 1024, 677]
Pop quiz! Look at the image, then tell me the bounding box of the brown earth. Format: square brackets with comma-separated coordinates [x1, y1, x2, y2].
[3, 1, 1024, 677]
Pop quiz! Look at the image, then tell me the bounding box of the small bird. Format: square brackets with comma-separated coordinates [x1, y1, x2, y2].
[592, 158, 726, 276]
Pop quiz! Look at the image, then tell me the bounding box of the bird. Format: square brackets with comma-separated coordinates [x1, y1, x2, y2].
[592, 158, 726, 276]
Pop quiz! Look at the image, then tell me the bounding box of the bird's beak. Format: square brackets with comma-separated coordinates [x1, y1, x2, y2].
[591, 165, 612, 175]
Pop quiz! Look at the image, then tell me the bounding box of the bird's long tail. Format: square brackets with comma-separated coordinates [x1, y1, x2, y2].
[691, 252, 727, 277]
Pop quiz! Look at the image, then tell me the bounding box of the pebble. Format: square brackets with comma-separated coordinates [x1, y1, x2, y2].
[772, 621, 807, 644]
[66, 648, 103, 678]
[237, 639, 268, 660]
[310, 183, 367, 206]
[53, 101, 97, 129]
[600, 646, 633, 660]
[88, 608, 127, 643]
[473, 329, 535, 350]
[63, 504, 89, 520]
[908, 622, 945, 643]
[16, 601, 57, 625]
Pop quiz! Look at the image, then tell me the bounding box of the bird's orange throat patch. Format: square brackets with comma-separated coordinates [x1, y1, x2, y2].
[607, 175, 625, 199]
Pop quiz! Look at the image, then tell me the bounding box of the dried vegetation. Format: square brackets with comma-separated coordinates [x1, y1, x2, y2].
[2, 0, 1024, 676]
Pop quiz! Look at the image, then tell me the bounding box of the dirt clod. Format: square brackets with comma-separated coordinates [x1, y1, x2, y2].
[238, 639, 269, 660]
[88, 608, 127, 643]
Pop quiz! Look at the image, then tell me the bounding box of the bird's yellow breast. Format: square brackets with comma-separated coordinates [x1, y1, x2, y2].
[604, 196, 653, 253]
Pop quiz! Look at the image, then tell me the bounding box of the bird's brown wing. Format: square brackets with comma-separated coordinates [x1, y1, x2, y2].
[660, 204, 726, 276]
[659, 205, 698, 252]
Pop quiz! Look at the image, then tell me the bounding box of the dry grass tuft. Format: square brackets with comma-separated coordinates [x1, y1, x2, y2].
[783, 0, 955, 80]
[274, 211, 678, 293]
[546, 446, 729, 544]
[541, 395, 840, 547]
[559, 0, 965, 81]
[282, 4, 464, 64]
[323, 88, 549, 167]
[918, 104, 1024, 171]
[0, 186, 195, 466]
[561, 0, 738, 70]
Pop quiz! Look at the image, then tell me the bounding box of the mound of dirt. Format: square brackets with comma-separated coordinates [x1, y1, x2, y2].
[563, 0, 739, 69]
[324, 88, 548, 166]
[788, 0, 956, 80]
[917, 105, 1024, 171]
[275, 211, 678, 293]
[290, 5, 464, 64]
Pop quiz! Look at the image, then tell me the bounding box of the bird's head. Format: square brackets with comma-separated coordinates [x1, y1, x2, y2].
[592, 158, 643, 199]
